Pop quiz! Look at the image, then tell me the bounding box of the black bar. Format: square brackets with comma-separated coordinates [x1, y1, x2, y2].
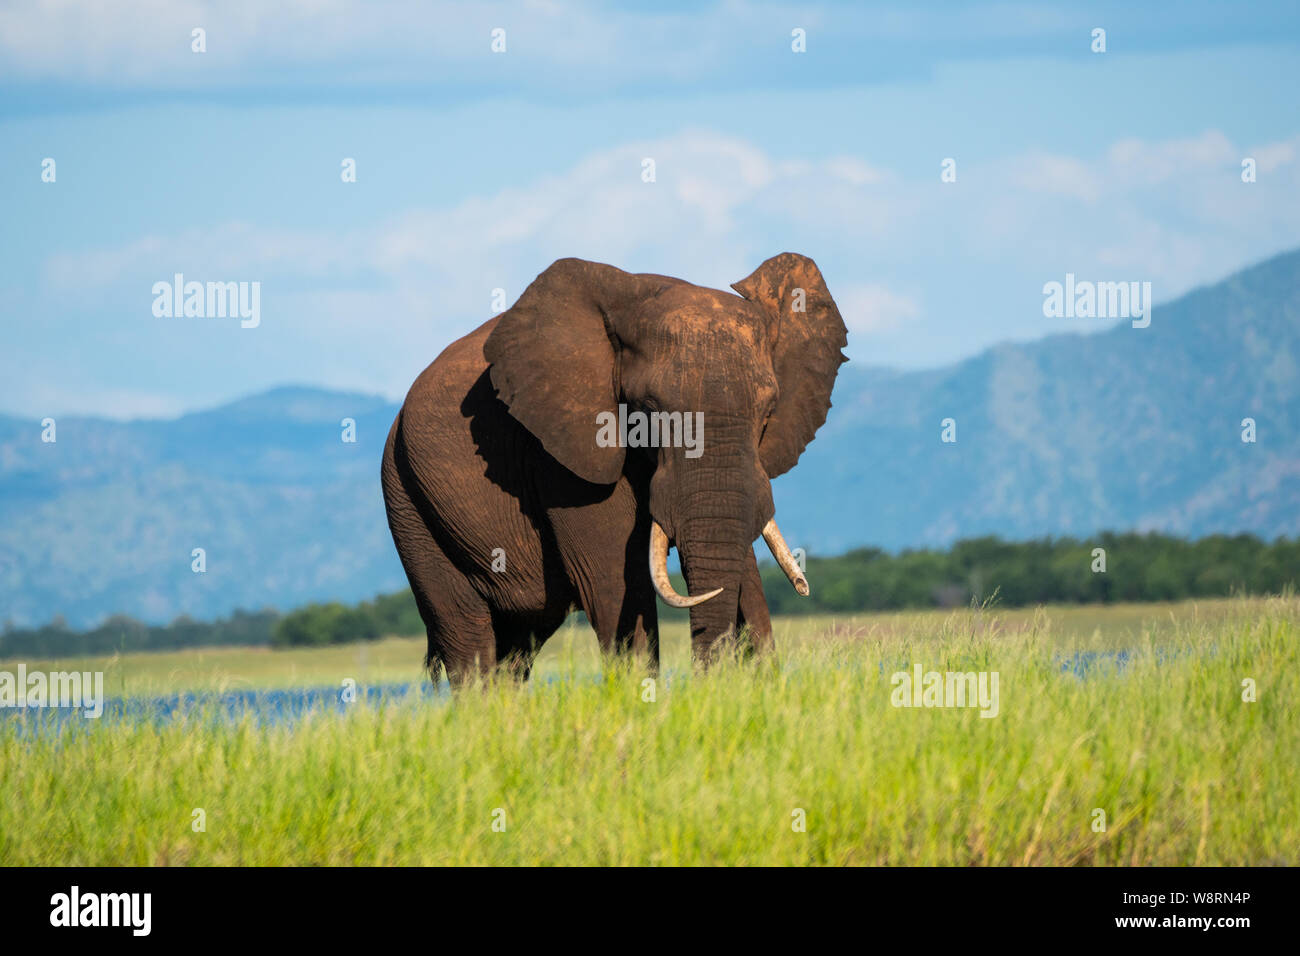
[0, 866, 1281, 941]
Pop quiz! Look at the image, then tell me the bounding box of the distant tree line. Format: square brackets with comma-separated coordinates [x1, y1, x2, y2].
[3, 532, 1295, 656]
[267, 591, 422, 648]
[757, 532, 1300, 616]
[0, 609, 279, 660]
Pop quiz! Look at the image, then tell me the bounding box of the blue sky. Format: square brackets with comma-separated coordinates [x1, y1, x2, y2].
[2, 0, 1298, 418]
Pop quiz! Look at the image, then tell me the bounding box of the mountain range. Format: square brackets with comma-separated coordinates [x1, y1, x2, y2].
[2, 249, 1297, 627]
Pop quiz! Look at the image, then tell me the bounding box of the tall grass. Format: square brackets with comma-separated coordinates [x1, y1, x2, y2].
[2, 598, 1296, 865]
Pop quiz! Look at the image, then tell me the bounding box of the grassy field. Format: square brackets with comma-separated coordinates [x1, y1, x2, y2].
[2, 597, 1297, 865]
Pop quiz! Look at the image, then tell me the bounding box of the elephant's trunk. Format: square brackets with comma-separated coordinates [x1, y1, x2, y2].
[675, 484, 750, 663]
[648, 521, 724, 608]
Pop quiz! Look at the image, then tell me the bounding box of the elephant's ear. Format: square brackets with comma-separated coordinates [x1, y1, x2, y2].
[484, 258, 651, 485]
[732, 253, 849, 479]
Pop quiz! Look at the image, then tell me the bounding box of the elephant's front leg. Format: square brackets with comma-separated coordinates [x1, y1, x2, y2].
[548, 479, 659, 674]
[588, 516, 660, 675]
[579, 580, 660, 675]
[610, 597, 659, 674]
[736, 548, 774, 658]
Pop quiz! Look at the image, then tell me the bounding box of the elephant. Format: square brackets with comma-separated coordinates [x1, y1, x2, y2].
[381, 253, 848, 686]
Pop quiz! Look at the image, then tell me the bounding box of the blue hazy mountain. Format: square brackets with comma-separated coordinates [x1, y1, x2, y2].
[0, 387, 403, 627]
[2, 250, 1297, 626]
[786, 248, 1298, 555]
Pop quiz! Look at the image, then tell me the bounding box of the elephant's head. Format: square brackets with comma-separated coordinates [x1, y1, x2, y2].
[484, 254, 848, 654]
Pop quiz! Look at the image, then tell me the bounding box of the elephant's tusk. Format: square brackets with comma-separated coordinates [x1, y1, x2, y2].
[762, 519, 810, 596]
[649, 521, 724, 608]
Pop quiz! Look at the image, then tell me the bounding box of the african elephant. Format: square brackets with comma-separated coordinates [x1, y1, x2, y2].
[381, 253, 848, 685]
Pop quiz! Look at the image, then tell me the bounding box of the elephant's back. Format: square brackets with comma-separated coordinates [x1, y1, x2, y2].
[390, 316, 557, 613]
[397, 316, 498, 441]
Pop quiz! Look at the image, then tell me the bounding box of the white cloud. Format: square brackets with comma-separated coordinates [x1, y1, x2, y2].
[1013, 152, 1103, 202]
[42, 129, 879, 320]
[43, 128, 1300, 302]
[29, 126, 1300, 413]
[836, 283, 921, 335]
[1, 0, 1198, 96]
[1254, 140, 1297, 174]
[822, 157, 888, 187]
[14, 380, 189, 421]
[1106, 129, 1239, 185]
[0, 1, 867, 88]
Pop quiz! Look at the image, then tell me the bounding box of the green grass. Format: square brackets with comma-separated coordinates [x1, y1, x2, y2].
[2, 597, 1297, 865]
